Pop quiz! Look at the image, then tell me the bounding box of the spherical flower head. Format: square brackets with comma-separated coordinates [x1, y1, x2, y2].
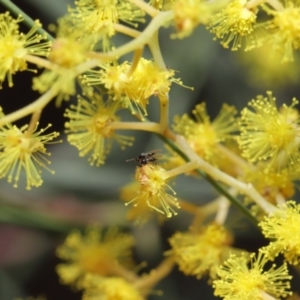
[208, 0, 258, 51]
[259, 201, 300, 265]
[238, 44, 300, 88]
[32, 36, 90, 105]
[126, 164, 180, 218]
[0, 12, 51, 88]
[82, 62, 147, 116]
[69, 0, 145, 38]
[83, 58, 183, 118]
[0, 109, 59, 190]
[150, 0, 175, 10]
[263, 1, 300, 62]
[238, 92, 300, 169]
[49, 37, 88, 67]
[168, 223, 234, 279]
[132, 58, 183, 100]
[120, 181, 167, 224]
[65, 92, 134, 166]
[172, 0, 216, 39]
[213, 252, 292, 300]
[56, 226, 135, 289]
[173, 103, 238, 163]
[81, 274, 143, 300]
[242, 163, 296, 204]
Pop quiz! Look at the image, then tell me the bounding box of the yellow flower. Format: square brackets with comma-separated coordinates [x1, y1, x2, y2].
[68, 0, 145, 39]
[120, 180, 166, 224]
[32, 36, 91, 106]
[242, 163, 296, 204]
[81, 274, 143, 300]
[238, 43, 300, 88]
[259, 201, 300, 265]
[65, 92, 133, 166]
[82, 58, 183, 117]
[0, 108, 59, 190]
[262, 1, 300, 62]
[208, 0, 258, 51]
[213, 252, 292, 300]
[173, 103, 238, 164]
[126, 164, 180, 218]
[238, 92, 300, 169]
[172, 0, 216, 39]
[56, 226, 135, 289]
[0, 12, 50, 88]
[168, 223, 234, 279]
[150, 0, 175, 10]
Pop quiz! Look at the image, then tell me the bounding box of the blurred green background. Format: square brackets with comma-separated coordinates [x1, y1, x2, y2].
[0, 0, 300, 299]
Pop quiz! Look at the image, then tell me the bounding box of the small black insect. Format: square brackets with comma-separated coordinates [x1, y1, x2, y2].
[126, 150, 161, 167]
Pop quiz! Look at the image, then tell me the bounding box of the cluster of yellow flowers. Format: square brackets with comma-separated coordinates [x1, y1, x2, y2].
[2, 0, 300, 299]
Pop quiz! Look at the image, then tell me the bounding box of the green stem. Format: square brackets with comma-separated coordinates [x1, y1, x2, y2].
[91, 10, 174, 61]
[155, 132, 258, 224]
[0, 203, 80, 233]
[0, 0, 54, 41]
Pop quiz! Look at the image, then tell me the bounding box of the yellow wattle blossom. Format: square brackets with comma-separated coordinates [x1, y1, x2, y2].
[0, 108, 59, 190]
[82, 274, 143, 300]
[126, 164, 180, 218]
[208, 0, 258, 51]
[65, 92, 134, 166]
[68, 0, 145, 38]
[172, 0, 215, 39]
[0, 12, 50, 88]
[242, 163, 296, 204]
[173, 103, 238, 164]
[82, 58, 183, 117]
[150, 0, 175, 10]
[120, 181, 167, 224]
[168, 223, 234, 279]
[56, 226, 135, 289]
[238, 92, 300, 169]
[32, 36, 91, 105]
[259, 201, 300, 265]
[213, 252, 292, 300]
[238, 44, 300, 88]
[262, 1, 300, 62]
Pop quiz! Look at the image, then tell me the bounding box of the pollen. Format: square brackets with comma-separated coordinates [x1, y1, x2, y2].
[65, 92, 134, 166]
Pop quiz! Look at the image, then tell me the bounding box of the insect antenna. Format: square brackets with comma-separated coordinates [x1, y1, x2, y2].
[126, 158, 138, 163]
